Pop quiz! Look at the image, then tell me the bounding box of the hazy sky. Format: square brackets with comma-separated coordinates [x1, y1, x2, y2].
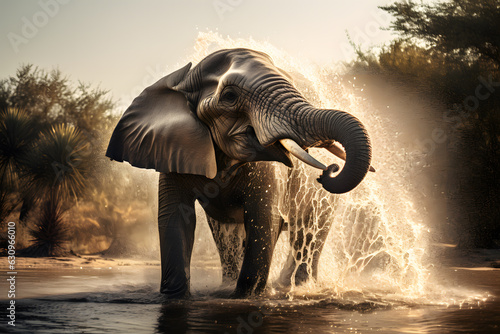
[1, 0, 402, 106]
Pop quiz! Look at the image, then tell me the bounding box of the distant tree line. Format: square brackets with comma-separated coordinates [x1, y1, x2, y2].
[349, 0, 500, 247]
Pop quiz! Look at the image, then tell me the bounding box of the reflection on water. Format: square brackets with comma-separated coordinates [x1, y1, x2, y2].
[0, 266, 498, 333]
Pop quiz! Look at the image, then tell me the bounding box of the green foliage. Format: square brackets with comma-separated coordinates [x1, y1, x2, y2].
[380, 0, 500, 68]
[352, 40, 449, 84]
[3, 122, 92, 256]
[0, 108, 40, 222]
[0, 64, 157, 257]
[0, 65, 118, 255]
[0, 64, 115, 134]
[25, 124, 90, 201]
[25, 193, 69, 257]
[0, 109, 39, 184]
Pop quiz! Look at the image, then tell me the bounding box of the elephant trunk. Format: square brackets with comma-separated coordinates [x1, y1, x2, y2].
[305, 107, 372, 193]
[261, 103, 372, 194]
[249, 77, 372, 194]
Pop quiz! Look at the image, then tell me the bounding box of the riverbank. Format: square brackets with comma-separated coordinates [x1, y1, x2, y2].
[0, 254, 160, 271]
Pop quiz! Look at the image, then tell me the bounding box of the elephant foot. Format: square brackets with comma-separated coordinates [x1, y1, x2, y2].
[230, 281, 267, 299]
[229, 288, 265, 299]
[221, 271, 239, 285]
[277, 255, 314, 287]
[229, 289, 247, 299]
[229, 285, 255, 299]
[275, 272, 292, 288]
[160, 281, 190, 299]
[294, 263, 312, 286]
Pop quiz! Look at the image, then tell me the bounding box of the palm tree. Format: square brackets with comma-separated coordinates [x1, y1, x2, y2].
[23, 124, 90, 256]
[0, 108, 39, 224]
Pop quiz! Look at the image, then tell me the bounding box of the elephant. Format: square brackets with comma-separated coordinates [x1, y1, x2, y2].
[106, 48, 373, 298]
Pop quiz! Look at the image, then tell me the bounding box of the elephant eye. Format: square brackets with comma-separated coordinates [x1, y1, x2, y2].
[220, 89, 239, 104]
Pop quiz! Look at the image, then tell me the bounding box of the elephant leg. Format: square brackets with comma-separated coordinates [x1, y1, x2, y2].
[206, 214, 246, 283]
[277, 250, 296, 287]
[301, 208, 334, 283]
[308, 224, 330, 281]
[233, 193, 280, 296]
[233, 218, 274, 297]
[292, 231, 323, 285]
[158, 173, 197, 298]
[278, 224, 308, 286]
[280, 218, 331, 286]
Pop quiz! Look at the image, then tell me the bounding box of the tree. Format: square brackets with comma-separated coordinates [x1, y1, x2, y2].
[0, 65, 115, 134]
[0, 108, 40, 223]
[0, 65, 119, 256]
[23, 124, 90, 256]
[380, 0, 500, 70]
[350, 0, 500, 247]
[0, 65, 116, 222]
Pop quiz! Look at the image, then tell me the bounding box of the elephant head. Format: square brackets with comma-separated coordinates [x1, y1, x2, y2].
[107, 48, 372, 193]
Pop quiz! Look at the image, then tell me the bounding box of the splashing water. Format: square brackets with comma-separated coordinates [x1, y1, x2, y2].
[182, 32, 493, 306]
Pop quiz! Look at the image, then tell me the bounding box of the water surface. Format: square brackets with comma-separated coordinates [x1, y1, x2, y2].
[1, 263, 498, 334]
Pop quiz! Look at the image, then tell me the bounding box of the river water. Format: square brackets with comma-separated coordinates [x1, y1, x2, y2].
[0, 261, 498, 333]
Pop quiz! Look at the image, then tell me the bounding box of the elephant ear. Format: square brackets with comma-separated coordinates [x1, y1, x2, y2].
[106, 63, 218, 179]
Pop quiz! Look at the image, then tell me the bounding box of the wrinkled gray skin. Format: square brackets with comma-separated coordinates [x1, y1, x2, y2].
[106, 49, 372, 298]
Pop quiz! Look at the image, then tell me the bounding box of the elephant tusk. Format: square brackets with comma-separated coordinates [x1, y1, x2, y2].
[279, 139, 327, 170]
[325, 142, 376, 172]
